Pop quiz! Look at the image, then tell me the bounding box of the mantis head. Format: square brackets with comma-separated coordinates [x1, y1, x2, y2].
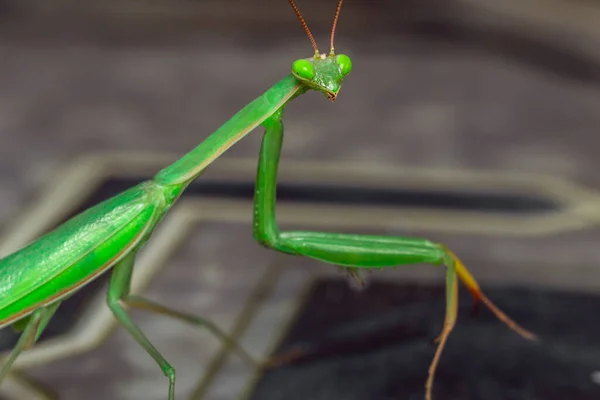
[291, 52, 352, 101]
[288, 0, 351, 101]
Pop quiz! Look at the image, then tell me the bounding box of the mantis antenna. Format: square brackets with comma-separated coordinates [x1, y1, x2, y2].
[329, 0, 344, 55]
[288, 0, 345, 56]
[287, 0, 320, 55]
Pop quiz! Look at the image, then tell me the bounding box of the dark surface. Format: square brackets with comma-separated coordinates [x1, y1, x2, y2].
[250, 279, 600, 400]
[56, 177, 567, 217]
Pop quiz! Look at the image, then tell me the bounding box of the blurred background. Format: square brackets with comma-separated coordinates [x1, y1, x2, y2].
[1, 0, 600, 399]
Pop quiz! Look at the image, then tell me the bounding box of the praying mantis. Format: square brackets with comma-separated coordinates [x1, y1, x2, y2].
[0, 1, 538, 399]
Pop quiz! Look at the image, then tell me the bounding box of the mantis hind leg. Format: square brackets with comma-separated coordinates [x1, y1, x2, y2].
[0, 301, 61, 385]
[108, 252, 262, 400]
[254, 116, 537, 399]
[123, 296, 259, 367]
[108, 253, 177, 400]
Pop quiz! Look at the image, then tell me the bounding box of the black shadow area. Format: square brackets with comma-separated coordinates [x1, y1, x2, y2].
[249, 279, 600, 400]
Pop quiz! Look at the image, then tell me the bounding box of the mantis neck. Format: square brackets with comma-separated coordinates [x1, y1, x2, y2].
[152, 74, 304, 203]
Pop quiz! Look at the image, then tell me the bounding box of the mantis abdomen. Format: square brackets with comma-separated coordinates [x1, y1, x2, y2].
[0, 181, 167, 328]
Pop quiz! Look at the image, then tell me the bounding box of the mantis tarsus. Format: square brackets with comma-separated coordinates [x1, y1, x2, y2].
[0, 1, 537, 399]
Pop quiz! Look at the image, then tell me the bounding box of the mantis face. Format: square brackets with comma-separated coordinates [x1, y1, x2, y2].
[291, 52, 353, 101]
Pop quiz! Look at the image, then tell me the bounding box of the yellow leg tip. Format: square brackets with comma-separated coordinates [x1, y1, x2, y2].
[442, 246, 538, 342]
[478, 292, 538, 341]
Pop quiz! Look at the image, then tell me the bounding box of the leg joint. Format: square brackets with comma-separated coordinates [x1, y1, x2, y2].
[107, 297, 126, 310]
[253, 230, 279, 249]
[164, 365, 176, 381]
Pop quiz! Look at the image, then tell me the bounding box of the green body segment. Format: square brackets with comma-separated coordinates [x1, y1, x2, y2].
[154, 74, 302, 186]
[0, 182, 164, 326]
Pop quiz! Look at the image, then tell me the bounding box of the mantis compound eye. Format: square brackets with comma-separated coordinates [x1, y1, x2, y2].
[336, 54, 352, 76]
[292, 59, 315, 80]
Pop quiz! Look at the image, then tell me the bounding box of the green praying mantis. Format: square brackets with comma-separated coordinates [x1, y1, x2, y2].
[0, 1, 538, 399]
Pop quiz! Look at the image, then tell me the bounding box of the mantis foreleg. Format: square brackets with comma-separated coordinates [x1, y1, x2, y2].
[254, 115, 537, 400]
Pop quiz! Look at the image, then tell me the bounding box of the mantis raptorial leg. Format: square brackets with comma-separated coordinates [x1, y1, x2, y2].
[254, 113, 536, 400]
